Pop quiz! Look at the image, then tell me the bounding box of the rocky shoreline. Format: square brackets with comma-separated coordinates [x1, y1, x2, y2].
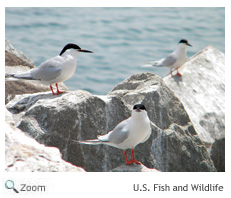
[5, 39, 225, 172]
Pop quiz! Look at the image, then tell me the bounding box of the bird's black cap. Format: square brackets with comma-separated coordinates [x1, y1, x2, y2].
[59, 43, 93, 55]
[133, 104, 146, 111]
[179, 39, 192, 46]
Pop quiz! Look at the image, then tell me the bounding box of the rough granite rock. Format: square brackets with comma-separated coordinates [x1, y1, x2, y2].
[5, 110, 85, 172]
[6, 91, 130, 172]
[5, 65, 51, 104]
[5, 39, 68, 104]
[6, 73, 216, 172]
[163, 46, 225, 172]
[5, 39, 35, 68]
[164, 46, 225, 145]
[210, 137, 225, 172]
[111, 163, 160, 172]
[109, 72, 191, 130]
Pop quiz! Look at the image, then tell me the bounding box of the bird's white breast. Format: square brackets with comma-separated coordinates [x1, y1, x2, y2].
[171, 45, 187, 68]
[52, 55, 77, 84]
[116, 115, 151, 150]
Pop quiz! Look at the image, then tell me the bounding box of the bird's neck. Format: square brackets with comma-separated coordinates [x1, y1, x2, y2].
[175, 44, 187, 54]
[131, 111, 148, 121]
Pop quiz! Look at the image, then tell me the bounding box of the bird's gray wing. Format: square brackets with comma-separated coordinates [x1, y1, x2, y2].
[31, 58, 62, 81]
[107, 118, 130, 144]
[161, 54, 177, 67]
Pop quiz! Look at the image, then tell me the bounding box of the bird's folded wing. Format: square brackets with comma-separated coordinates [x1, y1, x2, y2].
[161, 54, 177, 66]
[31, 59, 62, 81]
[107, 118, 130, 144]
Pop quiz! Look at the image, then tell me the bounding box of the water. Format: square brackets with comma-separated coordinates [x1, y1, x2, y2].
[5, 7, 225, 95]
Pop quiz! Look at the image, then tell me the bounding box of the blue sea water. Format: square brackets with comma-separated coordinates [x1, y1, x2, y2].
[5, 7, 225, 95]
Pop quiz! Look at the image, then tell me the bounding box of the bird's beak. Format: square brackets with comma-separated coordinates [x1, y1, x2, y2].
[78, 49, 93, 53]
[187, 43, 192, 47]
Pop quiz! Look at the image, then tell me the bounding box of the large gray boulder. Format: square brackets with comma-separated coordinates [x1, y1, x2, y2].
[163, 46, 225, 171]
[164, 46, 225, 144]
[210, 137, 225, 172]
[6, 73, 216, 172]
[6, 91, 130, 172]
[5, 39, 35, 68]
[5, 65, 51, 104]
[5, 110, 85, 172]
[109, 73, 216, 172]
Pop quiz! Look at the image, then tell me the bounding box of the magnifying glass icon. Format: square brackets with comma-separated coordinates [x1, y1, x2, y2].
[5, 180, 19, 193]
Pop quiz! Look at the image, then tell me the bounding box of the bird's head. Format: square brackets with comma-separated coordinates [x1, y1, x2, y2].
[178, 39, 192, 47]
[59, 43, 93, 56]
[131, 104, 148, 119]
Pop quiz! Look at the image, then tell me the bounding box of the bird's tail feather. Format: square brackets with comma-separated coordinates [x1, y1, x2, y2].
[141, 60, 162, 68]
[5, 73, 18, 81]
[72, 139, 102, 145]
[5, 73, 38, 81]
[141, 63, 153, 68]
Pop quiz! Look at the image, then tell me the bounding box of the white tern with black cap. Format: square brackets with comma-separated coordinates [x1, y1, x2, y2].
[6, 43, 93, 95]
[144, 39, 192, 77]
[73, 104, 152, 165]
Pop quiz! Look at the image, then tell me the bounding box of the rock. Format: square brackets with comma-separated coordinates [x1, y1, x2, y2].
[210, 137, 225, 172]
[109, 73, 216, 172]
[163, 46, 225, 171]
[6, 73, 216, 172]
[109, 72, 191, 130]
[6, 91, 130, 172]
[5, 65, 50, 104]
[5, 39, 68, 104]
[151, 123, 215, 172]
[164, 46, 225, 144]
[5, 39, 35, 68]
[5, 110, 85, 172]
[111, 163, 160, 172]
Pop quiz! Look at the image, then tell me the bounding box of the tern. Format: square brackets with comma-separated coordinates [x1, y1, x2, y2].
[6, 43, 93, 95]
[73, 104, 152, 165]
[144, 39, 192, 77]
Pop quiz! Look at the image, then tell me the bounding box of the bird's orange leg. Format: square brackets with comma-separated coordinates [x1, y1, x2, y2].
[176, 67, 182, 76]
[55, 83, 64, 95]
[123, 150, 133, 165]
[50, 85, 55, 95]
[131, 149, 141, 165]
